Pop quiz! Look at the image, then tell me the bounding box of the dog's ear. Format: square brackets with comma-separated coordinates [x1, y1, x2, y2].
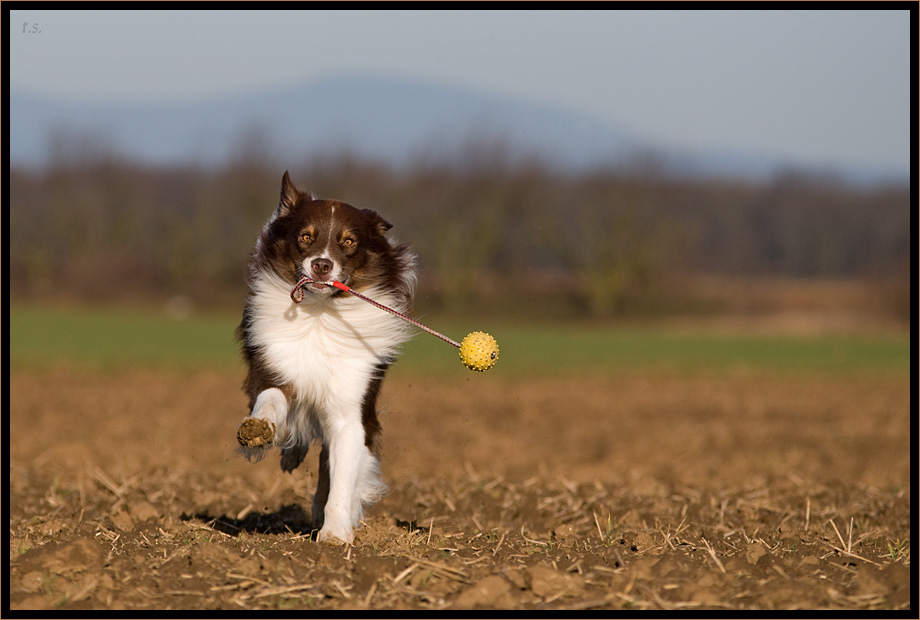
[277, 171, 301, 217]
[363, 209, 393, 236]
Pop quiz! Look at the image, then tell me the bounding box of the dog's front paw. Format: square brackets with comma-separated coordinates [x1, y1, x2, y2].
[237, 417, 275, 449]
[316, 524, 354, 546]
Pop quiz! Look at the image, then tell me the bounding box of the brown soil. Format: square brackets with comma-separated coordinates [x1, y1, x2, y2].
[9, 367, 910, 610]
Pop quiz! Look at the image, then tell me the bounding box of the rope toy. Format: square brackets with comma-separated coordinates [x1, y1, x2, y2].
[291, 275, 499, 372]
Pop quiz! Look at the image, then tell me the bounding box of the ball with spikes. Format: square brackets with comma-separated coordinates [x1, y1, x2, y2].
[459, 331, 500, 371]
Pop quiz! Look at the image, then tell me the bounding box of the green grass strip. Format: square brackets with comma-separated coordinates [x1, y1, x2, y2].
[10, 304, 909, 376]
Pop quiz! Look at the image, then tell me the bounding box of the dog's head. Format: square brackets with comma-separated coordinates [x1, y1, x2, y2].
[261, 171, 397, 298]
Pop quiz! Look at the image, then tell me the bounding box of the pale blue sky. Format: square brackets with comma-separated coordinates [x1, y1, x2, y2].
[8, 9, 911, 174]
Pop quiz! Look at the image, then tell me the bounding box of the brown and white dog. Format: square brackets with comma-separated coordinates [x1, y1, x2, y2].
[236, 171, 416, 544]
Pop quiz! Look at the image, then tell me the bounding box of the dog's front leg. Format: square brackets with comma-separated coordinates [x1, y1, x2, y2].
[315, 417, 367, 545]
[236, 387, 289, 461]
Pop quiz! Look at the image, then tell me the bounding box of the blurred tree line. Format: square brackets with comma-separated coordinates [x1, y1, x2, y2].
[8, 136, 910, 320]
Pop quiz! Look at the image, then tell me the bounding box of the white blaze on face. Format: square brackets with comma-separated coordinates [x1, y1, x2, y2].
[321, 204, 336, 249]
[301, 204, 342, 293]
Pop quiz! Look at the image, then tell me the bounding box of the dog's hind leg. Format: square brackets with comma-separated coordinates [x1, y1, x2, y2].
[311, 444, 330, 534]
[281, 443, 309, 472]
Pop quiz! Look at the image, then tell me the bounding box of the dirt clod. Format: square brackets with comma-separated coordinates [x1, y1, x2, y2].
[236, 417, 275, 448]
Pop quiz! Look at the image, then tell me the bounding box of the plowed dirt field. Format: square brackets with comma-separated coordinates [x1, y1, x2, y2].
[9, 367, 910, 610]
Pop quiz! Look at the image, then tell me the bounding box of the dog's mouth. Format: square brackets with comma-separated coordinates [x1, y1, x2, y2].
[291, 273, 349, 303]
[291, 275, 316, 303]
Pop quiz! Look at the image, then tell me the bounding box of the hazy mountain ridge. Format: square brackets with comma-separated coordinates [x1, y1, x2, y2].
[9, 74, 905, 184]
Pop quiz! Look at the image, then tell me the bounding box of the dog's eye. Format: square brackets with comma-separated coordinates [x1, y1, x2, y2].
[300, 233, 313, 244]
[342, 238, 355, 247]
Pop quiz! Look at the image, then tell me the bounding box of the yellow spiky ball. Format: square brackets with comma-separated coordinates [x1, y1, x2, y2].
[459, 331, 499, 371]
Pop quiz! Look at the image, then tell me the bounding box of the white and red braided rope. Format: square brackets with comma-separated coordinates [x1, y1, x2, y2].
[291, 275, 461, 348]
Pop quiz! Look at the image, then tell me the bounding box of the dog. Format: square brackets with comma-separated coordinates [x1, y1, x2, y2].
[236, 171, 416, 544]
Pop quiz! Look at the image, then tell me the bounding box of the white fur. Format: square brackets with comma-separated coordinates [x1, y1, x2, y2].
[246, 269, 411, 543]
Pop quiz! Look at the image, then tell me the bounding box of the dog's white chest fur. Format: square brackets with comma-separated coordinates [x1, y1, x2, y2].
[250, 272, 409, 388]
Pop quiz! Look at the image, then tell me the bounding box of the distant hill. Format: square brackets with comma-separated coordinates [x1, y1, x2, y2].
[8, 74, 906, 184]
[9, 75, 634, 169]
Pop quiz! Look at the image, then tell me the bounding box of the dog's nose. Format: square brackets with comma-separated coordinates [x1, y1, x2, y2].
[311, 258, 334, 279]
